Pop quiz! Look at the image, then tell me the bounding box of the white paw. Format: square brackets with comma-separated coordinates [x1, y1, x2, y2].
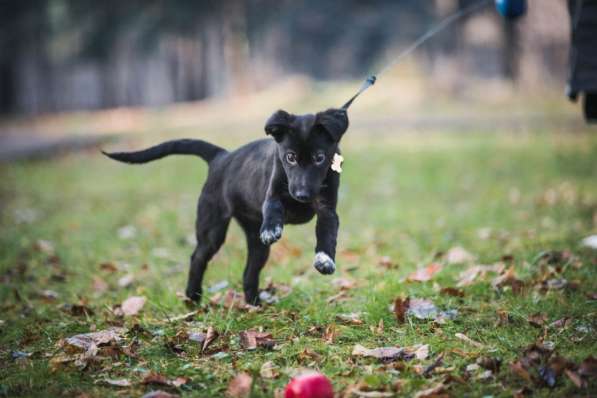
[260, 224, 283, 245]
[313, 252, 336, 275]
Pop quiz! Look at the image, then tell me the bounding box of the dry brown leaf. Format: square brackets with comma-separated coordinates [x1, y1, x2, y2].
[202, 326, 218, 352]
[578, 355, 597, 378]
[142, 373, 170, 386]
[351, 391, 394, 397]
[118, 274, 135, 288]
[439, 287, 464, 297]
[335, 312, 363, 325]
[407, 263, 443, 282]
[92, 276, 109, 294]
[457, 263, 505, 287]
[121, 296, 146, 316]
[104, 378, 132, 387]
[378, 256, 396, 269]
[210, 289, 246, 309]
[491, 266, 524, 293]
[393, 297, 410, 323]
[226, 372, 252, 398]
[64, 327, 125, 353]
[510, 361, 533, 383]
[564, 369, 585, 388]
[352, 344, 406, 362]
[408, 298, 438, 319]
[413, 344, 430, 360]
[142, 391, 179, 398]
[239, 330, 274, 350]
[323, 325, 338, 343]
[326, 291, 350, 304]
[445, 246, 475, 264]
[413, 382, 446, 398]
[142, 373, 189, 387]
[527, 313, 548, 328]
[260, 361, 279, 379]
[332, 277, 357, 290]
[100, 262, 118, 272]
[454, 333, 484, 348]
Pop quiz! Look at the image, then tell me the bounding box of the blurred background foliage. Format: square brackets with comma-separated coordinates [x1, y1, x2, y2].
[0, 0, 570, 116]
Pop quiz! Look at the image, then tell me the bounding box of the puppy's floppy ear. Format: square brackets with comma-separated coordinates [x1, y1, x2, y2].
[265, 109, 291, 142]
[316, 108, 349, 142]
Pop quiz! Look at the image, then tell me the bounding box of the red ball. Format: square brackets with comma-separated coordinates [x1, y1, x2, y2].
[284, 372, 334, 398]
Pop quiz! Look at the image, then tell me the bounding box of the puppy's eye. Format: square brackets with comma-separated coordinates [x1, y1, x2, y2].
[285, 152, 297, 165]
[313, 153, 326, 165]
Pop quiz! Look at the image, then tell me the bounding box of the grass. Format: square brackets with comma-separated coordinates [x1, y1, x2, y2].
[1, 122, 596, 397]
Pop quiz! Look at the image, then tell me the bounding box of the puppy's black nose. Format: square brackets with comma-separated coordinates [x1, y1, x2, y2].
[294, 191, 311, 202]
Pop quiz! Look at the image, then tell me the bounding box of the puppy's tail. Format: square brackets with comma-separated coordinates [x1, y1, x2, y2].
[102, 139, 227, 165]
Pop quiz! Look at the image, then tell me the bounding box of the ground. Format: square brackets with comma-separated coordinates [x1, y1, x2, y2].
[1, 80, 596, 397]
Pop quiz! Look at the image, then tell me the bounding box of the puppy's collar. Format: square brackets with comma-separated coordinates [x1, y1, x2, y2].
[331, 153, 344, 173]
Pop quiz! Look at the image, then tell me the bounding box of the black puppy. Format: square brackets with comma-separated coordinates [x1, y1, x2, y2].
[103, 108, 349, 305]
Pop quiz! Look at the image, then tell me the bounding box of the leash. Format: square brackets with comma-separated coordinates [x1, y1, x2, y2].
[341, 0, 494, 110]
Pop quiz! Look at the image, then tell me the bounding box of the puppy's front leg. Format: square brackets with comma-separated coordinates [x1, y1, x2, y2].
[313, 207, 339, 275]
[260, 197, 284, 245]
[260, 162, 285, 245]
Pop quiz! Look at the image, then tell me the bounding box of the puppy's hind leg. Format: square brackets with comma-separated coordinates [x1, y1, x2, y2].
[185, 199, 230, 302]
[239, 220, 270, 305]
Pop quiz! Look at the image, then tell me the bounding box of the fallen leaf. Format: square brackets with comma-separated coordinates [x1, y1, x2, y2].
[104, 378, 132, 387]
[408, 299, 438, 319]
[549, 317, 571, 330]
[142, 373, 170, 386]
[201, 279, 228, 294]
[60, 303, 94, 317]
[167, 310, 199, 323]
[457, 263, 505, 287]
[37, 289, 59, 302]
[564, 369, 585, 388]
[188, 331, 206, 344]
[422, 353, 444, 377]
[352, 344, 408, 362]
[226, 372, 252, 398]
[393, 297, 410, 323]
[454, 333, 484, 348]
[141, 391, 179, 398]
[332, 277, 356, 290]
[351, 391, 394, 397]
[121, 296, 146, 316]
[100, 262, 118, 272]
[413, 344, 430, 360]
[578, 355, 597, 378]
[92, 276, 109, 294]
[445, 246, 475, 264]
[202, 326, 218, 352]
[371, 319, 384, 335]
[35, 239, 55, 255]
[527, 313, 548, 328]
[64, 327, 125, 352]
[439, 287, 464, 297]
[118, 225, 137, 239]
[326, 291, 350, 304]
[378, 256, 396, 269]
[492, 266, 524, 294]
[407, 263, 443, 282]
[323, 324, 338, 343]
[117, 274, 135, 288]
[336, 312, 363, 325]
[477, 357, 502, 373]
[413, 382, 446, 398]
[260, 361, 279, 379]
[239, 330, 274, 350]
[210, 289, 246, 309]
